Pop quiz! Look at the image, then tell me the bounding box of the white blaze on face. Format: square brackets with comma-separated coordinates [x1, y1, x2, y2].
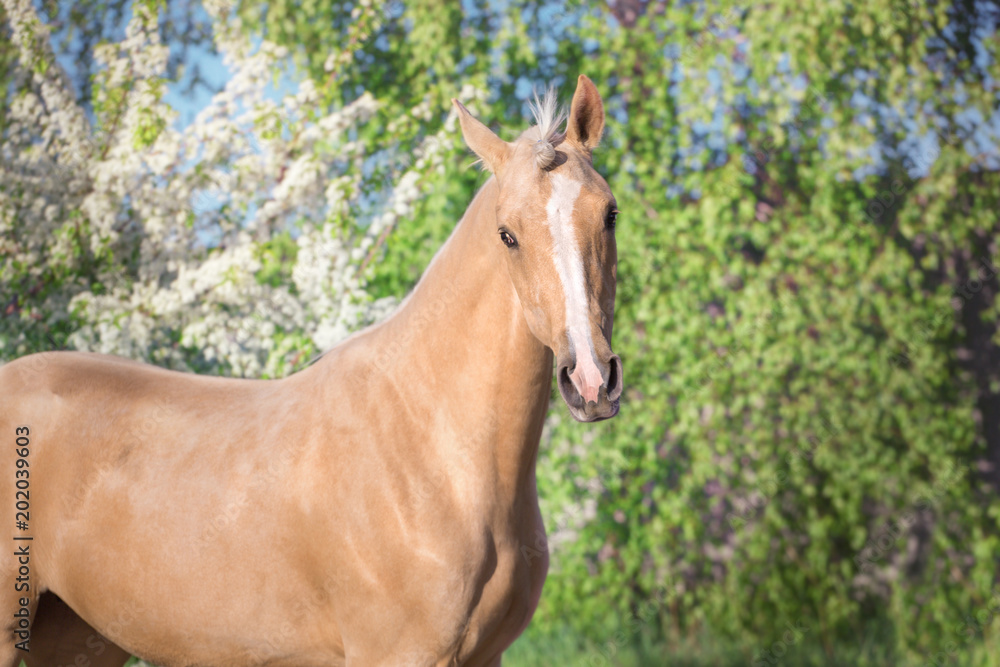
[546, 172, 604, 404]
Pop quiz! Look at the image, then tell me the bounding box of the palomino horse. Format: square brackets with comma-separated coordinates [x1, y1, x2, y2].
[0, 74, 621, 666]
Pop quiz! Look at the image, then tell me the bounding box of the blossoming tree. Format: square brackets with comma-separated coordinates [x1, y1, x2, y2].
[0, 0, 468, 378]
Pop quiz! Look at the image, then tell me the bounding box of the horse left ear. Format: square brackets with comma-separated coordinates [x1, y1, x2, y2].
[566, 74, 605, 153]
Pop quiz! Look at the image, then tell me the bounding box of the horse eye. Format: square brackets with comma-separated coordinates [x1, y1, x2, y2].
[499, 230, 518, 248]
[606, 209, 618, 229]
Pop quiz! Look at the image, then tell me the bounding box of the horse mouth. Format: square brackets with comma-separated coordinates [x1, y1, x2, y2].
[565, 397, 620, 422]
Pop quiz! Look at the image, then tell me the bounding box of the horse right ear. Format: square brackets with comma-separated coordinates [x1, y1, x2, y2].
[452, 99, 512, 173]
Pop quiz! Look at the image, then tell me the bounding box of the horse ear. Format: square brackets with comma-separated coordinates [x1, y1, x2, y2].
[565, 75, 605, 152]
[452, 99, 512, 173]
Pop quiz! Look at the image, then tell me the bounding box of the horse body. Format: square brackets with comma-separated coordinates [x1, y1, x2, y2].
[0, 75, 618, 666]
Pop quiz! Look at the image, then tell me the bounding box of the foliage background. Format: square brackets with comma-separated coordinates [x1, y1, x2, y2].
[2, 0, 1000, 665]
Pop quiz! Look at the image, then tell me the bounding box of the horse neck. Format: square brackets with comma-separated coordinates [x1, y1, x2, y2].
[326, 177, 553, 497]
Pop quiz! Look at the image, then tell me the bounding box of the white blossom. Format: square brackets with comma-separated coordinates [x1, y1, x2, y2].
[0, 0, 476, 380]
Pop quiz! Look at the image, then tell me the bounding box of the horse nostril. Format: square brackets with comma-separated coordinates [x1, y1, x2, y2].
[606, 355, 623, 402]
[559, 364, 573, 392]
[557, 364, 584, 408]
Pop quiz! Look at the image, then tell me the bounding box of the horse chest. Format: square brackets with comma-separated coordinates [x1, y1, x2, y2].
[315, 497, 547, 664]
[453, 538, 549, 664]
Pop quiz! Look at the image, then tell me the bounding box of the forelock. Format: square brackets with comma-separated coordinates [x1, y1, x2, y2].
[521, 87, 566, 171]
[527, 87, 566, 145]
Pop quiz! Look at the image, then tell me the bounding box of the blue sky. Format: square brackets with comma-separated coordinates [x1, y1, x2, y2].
[46, 0, 231, 130]
[164, 40, 229, 128]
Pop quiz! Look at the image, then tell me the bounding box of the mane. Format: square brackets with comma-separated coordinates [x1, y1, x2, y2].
[525, 87, 566, 169]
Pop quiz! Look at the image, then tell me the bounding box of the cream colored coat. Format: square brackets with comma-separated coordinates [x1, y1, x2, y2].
[0, 74, 621, 667]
